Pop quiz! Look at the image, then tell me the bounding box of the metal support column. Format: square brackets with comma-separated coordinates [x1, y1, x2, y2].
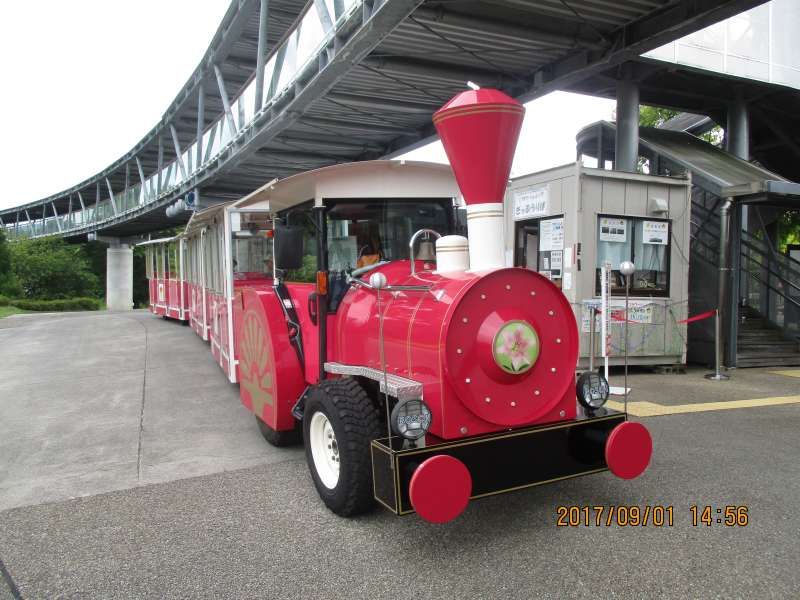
[254, 0, 269, 112]
[614, 71, 639, 173]
[157, 135, 164, 195]
[170, 124, 187, 179]
[105, 178, 118, 215]
[718, 198, 735, 368]
[726, 92, 749, 160]
[728, 204, 741, 368]
[51, 203, 62, 232]
[725, 91, 749, 365]
[214, 64, 237, 136]
[135, 156, 147, 203]
[196, 85, 205, 171]
[96, 183, 101, 221]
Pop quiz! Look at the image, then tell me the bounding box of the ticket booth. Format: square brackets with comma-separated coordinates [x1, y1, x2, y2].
[505, 163, 692, 367]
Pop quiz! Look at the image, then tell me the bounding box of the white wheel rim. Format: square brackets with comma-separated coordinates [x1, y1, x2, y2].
[309, 411, 340, 489]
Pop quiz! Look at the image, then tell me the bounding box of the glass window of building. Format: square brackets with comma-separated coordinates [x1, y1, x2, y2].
[595, 216, 670, 296]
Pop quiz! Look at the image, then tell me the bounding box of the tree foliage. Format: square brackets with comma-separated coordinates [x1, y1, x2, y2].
[639, 104, 723, 145]
[0, 230, 22, 297]
[9, 237, 101, 300]
[639, 105, 680, 128]
[778, 210, 800, 253]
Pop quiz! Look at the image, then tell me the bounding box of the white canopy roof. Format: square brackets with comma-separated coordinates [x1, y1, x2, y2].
[233, 160, 460, 213]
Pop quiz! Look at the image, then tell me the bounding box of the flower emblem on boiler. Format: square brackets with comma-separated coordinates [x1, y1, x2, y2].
[493, 320, 540, 374]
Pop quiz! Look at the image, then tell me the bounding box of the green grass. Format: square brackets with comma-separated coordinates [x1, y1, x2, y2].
[0, 305, 27, 318]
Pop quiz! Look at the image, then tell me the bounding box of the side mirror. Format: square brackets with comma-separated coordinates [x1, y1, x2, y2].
[274, 224, 304, 270]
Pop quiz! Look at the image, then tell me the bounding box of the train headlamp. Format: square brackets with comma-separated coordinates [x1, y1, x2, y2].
[576, 371, 610, 410]
[390, 399, 432, 440]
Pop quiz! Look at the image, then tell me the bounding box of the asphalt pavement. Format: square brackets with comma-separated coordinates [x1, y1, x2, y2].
[1, 311, 798, 599]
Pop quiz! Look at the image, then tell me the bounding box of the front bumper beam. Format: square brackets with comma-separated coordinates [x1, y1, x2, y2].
[370, 408, 626, 516]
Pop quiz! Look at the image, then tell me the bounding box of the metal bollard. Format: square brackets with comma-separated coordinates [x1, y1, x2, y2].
[705, 308, 730, 381]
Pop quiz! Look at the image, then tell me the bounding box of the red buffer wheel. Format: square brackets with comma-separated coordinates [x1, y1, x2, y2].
[409, 455, 472, 523]
[605, 421, 653, 480]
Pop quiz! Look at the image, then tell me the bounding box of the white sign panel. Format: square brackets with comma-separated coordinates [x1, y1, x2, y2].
[599, 217, 627, 243]
[512, 185, 549, 221]
[539, 218, 564, 251]
[643, 220, 669, 245]
[550, 250, 563, 271]
[581, 299, 655, 332]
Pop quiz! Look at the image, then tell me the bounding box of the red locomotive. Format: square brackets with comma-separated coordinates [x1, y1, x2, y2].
[144, 89, 652, 523]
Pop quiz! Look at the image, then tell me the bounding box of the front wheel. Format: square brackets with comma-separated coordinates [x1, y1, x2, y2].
[303, 377, 382, 516]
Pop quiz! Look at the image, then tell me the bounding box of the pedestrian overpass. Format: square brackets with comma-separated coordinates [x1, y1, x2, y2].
[0, 0, 768, 308]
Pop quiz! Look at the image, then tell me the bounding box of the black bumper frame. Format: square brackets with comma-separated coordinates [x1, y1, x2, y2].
[371, 408, 625, 516]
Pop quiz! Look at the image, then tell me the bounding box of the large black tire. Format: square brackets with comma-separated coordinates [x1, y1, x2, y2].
[255, 414, 302, 447]
[303, 377, 382, 517]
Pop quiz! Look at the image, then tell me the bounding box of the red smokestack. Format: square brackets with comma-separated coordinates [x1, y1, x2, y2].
[433, 89, 525, 206]
[433, 88, 525, 271]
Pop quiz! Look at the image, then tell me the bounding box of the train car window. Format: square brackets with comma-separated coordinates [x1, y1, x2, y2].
[185, 240, 192, 284]
[168, 242, 178, 280]
[231, 212, 273, 279]
[212, 225, 222, 293]
[145, 248, 153, 279]
[190, 239, 197, 284]
[325, 199, 451, 271]
[204, 231, 214, 290]
[157, 245, 165, 279]
[595, 215, 671, 297]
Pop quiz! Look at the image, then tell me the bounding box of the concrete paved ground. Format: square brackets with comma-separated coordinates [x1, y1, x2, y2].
[1, 311, 799, 598]
[0, 310, 301, 512]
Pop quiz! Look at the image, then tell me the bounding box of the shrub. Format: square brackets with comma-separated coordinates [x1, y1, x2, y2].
[0, 294, 9, 306]
[9, 238, 100, 300]
[11, 297, 104, 312]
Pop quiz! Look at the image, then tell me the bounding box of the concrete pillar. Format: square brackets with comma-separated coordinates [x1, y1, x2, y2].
[106, 245, 133, 311]
[615, 76, 640, 172]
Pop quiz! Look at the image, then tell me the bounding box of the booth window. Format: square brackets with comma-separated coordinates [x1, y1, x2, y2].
[595, 215, 670, 296]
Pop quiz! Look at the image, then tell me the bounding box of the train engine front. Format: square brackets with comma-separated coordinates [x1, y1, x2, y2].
[306, 88, 653, 523]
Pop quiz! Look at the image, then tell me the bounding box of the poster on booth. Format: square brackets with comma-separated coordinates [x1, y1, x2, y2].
[512, 185, 549, 221]
[581, 299, 655, 332]
[599, 217, 627, 243]
[643, 220, 669, 245]
[539, 218, 564, 251]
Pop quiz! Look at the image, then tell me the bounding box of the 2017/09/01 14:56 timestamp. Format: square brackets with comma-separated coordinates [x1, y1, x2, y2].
[555, 505, 749, 527]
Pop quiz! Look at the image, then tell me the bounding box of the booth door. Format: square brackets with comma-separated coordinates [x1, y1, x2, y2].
[514, 216, 564, 290]
[514, 220, 539, 271]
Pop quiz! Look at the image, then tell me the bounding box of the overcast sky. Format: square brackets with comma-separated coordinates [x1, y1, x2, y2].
[0, 1, 613, 211]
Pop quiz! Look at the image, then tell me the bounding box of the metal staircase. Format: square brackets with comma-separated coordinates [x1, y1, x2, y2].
[690, 191, 800, 367]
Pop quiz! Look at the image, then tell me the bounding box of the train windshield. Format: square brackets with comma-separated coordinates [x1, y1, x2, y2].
[325, 199, 452, 272]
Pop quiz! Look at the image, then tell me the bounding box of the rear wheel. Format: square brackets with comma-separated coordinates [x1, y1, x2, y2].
[255, 415, 302, 447]
[303, 377, 382, 516]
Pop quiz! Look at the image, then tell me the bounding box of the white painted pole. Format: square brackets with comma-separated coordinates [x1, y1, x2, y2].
[601, 261, 611, 382]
